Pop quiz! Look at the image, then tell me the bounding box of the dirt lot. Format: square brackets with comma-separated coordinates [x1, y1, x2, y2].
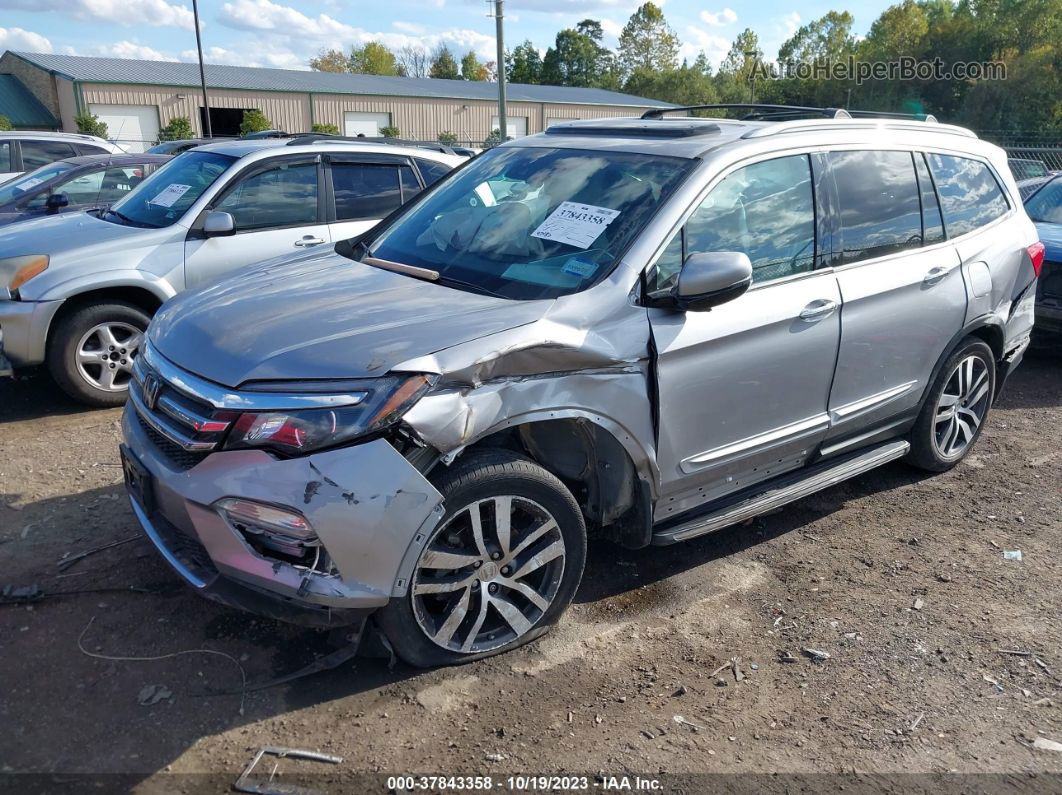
[1, 351, 1060, 791]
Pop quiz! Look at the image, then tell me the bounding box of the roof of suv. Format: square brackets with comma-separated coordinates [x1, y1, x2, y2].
[514, 115, 984, 160]
[0, 130, 116, 146]
[192, 137, 464, 164]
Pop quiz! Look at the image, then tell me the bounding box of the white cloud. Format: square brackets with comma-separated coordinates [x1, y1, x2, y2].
[95, 40, 175, 60]
[179, 45, 308, 70]
[780, 12, 801, 37]
[699, 8, 737, 27]
[681, 25, 729, 68]
[599, 17, 623, 41]
[0, 0, 194, 30]
[392, 22, 426, 35]
[0, 25, 52, 53]
[760, 12, 802, 60]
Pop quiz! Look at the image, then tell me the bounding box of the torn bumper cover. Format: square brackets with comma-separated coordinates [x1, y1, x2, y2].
[121, 404, 444, 626]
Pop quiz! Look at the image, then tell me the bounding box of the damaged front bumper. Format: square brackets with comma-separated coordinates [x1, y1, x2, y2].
[121, 403, 445, 627]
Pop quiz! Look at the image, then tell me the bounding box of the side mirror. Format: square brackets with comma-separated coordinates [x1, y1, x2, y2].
[675, 251, 753, 312]
[45, 192, 70, 213]
[203, 210, 236, 237]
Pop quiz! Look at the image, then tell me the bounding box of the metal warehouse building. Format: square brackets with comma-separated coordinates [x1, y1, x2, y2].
[0, 50, 670, 151]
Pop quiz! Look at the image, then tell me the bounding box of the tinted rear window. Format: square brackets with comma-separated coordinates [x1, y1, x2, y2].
[20, 140, 77, 169]
[416, 158, 452, 186]
[927, 154, 1009, 238]
[332, 163, 421, 221]
[831, 150, 922, 263]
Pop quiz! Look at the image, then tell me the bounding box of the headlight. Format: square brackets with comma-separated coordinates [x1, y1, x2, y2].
[224, 374, 434, 455]
[0, 255, 49, 292]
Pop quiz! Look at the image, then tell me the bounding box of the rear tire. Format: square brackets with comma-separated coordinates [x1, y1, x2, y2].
[906, 338, 995, 472]
[48, 301, 150, 407]
[377, 450, 586, 668]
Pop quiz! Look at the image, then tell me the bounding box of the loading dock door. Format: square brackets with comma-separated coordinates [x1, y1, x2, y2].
[87, 104, 160, 152]
[344, 112, 391, 136]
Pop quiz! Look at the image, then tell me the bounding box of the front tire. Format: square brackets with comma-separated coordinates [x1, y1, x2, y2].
[906, 338, 995, 472]
[377, 450, 586, 668]
[48, 301, 150, 407]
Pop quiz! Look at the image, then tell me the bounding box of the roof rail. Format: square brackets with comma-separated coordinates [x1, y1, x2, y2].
[741, 118, 976, 140]
[286, 133, 456, 156]
[641, 103, 939, 124]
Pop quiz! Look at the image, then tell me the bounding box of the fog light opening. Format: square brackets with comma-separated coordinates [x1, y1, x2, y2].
[215, 498, 320, 563]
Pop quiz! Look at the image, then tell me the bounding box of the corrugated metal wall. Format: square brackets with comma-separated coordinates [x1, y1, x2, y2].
[77, 83, 650, 145]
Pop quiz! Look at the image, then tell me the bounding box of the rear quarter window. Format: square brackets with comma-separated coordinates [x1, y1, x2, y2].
[927, 154, 1010, 238]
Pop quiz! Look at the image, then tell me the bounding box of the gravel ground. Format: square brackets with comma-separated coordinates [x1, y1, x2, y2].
[1, 351, 1060, 791]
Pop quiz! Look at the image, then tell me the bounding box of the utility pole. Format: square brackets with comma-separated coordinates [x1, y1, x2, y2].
[192, 0, 212, 137]
[490, 0, 507, 140]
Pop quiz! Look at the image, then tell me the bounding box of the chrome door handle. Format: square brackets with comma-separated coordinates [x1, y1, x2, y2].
[923, 266, 949, 285]
[798, 299, 838, 321]
[294, 236, 325, 247]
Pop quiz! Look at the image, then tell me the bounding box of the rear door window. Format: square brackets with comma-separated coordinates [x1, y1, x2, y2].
[415, 158, 452, 186]
[20, 140, 78, 170]
[927, 153, 1010, 238]
[331, 162, 418, 221]
[76, 144, 111, 156]
[831, 150, 923, 263]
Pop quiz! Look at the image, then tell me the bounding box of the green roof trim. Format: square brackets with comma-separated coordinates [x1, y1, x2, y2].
[0, 74, 58, 128]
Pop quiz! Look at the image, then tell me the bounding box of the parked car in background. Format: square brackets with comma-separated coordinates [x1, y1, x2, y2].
[0, 137, 464, 402]
[1018, 175, 1053, 200]
[0, 131, 125, 182]
[1008, 157, 1051, 181]
[1023, 174, 1062, 336]
[146, 138, 232, 155]
[0, 153, 170, 228]
[120, 110, 1040, 667]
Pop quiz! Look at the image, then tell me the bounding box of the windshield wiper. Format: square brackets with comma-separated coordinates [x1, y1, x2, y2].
[104, 209, 159, 229]
[361, 255, 441, 282]
[435, 274, 512, 300]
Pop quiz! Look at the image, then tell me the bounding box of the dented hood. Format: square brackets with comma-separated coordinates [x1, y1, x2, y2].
[149, 249, 550, 387]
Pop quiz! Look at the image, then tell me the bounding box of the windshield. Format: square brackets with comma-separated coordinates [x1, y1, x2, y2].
[1025, 177, 1062, 224]
[106, 150, 235, 228]
[0, 161, 75, 204]
[359, 146, 693, 299]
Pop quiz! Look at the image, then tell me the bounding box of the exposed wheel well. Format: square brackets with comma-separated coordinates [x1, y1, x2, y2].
[968, 323, 1004, 362]
[458, 419, 652, 549]
[46, 287, 163, 349]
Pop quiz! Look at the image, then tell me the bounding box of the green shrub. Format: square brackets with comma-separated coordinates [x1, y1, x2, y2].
[239, 109, 273, 136]
[158, 116, 194, 141]
[0, 115, 12, 131]
[74, 111, 108, 139]
[380, 125, 401, 138]
[438, 130, 458, 145]
[483, 129, 504, 149]
[311, 122, 340, 135]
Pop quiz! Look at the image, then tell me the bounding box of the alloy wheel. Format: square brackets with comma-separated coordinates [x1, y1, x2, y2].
[933, 354, 990, 459]
[75, 322, 143, 393]
[412, 496, 566, 654]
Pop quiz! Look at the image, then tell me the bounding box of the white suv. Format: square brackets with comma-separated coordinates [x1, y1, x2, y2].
[0, 131, 124, 182]
[0, 137, 464, 402]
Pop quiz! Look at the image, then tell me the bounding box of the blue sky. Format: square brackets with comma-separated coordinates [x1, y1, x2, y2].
[0, 0, 897, 73]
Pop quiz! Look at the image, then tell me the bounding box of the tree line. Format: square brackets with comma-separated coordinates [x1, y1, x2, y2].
[310, 0, 1061, 134]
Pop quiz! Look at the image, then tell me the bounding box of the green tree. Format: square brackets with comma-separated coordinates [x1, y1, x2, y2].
[75, 111, 108, 138]
[158, 116, 194, 141]
[239, 109, 273, 136]
[483, 128, 504, 148]
[541, 20, 615, 87]
[311, 122, 340, 135]
[438, 130, 458, 145]
[775, 12, 857, 107]
[625, 56, 718, 107]
[0, 115, 12, 131]
[350, 41, 404, 76]
[715, 29, 764, 104]
[309, 48, 350, 72]
[618, 2, 679, 76]
[461, 50, 488, 81]
[507, 40, 543, 84]
[429, 46, 461, 79]
[380, 125, 401, 138]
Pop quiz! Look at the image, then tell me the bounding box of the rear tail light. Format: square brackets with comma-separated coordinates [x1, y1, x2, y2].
[1028, 241, 1045, 278]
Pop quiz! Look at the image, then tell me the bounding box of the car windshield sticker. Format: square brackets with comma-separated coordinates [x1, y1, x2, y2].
[531, 201, 620, 249]
[15, 177, 45, 191]
[148, 183, 192, 207]
[562, 257, 597, 278]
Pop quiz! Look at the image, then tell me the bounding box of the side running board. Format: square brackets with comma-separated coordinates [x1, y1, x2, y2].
[652, 439, 910, 545]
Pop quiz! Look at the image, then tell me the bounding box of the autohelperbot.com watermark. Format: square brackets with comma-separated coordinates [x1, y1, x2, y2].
[753, 56, 1007, 85]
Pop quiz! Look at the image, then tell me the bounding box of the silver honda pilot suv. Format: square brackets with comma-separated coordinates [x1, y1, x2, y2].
[120, 112, 1040, 667]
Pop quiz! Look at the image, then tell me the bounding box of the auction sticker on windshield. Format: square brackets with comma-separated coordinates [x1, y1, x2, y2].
[148, 183, 192, 208]
[532, 201, 620, 249]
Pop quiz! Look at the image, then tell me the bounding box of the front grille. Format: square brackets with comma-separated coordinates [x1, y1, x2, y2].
[136, 413, 207, 471]
[1039, 259, 1062, 302]
[129, 357, 233, 469]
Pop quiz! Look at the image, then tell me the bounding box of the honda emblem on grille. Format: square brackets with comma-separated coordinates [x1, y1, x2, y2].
[143, 374, 161, 410]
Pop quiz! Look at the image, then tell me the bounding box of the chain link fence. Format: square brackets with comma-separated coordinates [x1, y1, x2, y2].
[979, 130, 1062, 176]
